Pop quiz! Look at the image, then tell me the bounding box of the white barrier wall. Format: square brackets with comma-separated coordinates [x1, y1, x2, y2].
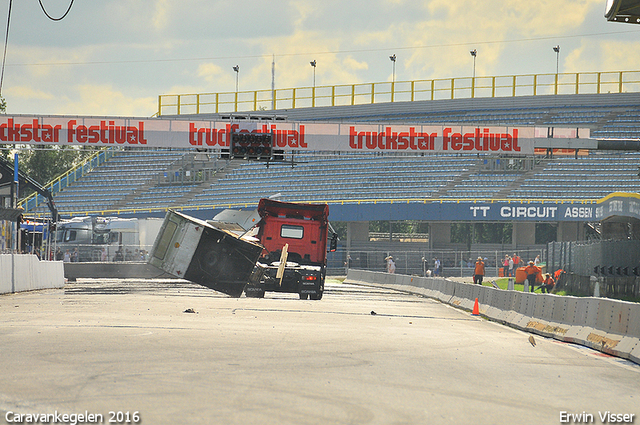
[345, 269, 640, 365]
[0, 254, 65, 294]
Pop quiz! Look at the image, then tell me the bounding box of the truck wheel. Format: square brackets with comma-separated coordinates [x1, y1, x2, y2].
[299, 293, 309, 300]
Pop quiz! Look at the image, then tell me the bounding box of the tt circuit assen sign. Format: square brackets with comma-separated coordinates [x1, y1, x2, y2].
[468, 203, 595, 221]
[0, 115, 588, 155]
[332, 200, 597, 222]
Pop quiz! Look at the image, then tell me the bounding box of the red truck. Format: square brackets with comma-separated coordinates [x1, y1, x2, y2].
[245, 198, 337, 300]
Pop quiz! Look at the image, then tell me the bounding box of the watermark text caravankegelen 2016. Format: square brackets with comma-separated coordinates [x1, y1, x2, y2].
[5, 410, 141, 424]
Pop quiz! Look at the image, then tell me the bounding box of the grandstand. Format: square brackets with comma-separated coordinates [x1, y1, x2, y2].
[11, 83, 639, 286]
[21, 91, 640, 219]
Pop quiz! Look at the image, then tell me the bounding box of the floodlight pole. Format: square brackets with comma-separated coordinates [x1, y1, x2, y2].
[470, 49, 477, 98]
[233, 65, 239, 93]
[553, 45, 560, 75]
[389, 54, 396, 101]
[553, 45, 560, 94]
[310, 60, 317, 107]
[271, 55, 275, 110]
[310, 60, 316, 88]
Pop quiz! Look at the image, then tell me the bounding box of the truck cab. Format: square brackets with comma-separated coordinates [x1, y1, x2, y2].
[245, 198, 336, 300]
[55, 216, 139, 262]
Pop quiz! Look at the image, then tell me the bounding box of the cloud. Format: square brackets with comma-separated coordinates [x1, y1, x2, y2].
[564, 39, 640, 77]
[5, 85, 55, 101]
[59, 85, 157, 117]
[152, 0, 173, 30]
[197, 63, 230, 85]
[2, 0, 639, 116]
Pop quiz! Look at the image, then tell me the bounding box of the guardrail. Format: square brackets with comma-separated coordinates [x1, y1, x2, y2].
[345, 269, 640, 364]
[158, 70, 640, 116]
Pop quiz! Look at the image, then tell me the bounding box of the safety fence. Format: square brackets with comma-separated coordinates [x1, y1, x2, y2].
[158, 70, 640, 116]
[345, 269, 640, 365]
[48, 243, 153, 263]
[327, 248, 544, 277]
[547, 240, 640, 298]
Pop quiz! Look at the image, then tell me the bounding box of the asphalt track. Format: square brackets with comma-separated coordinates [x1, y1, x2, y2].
[1, 279, 638, 425]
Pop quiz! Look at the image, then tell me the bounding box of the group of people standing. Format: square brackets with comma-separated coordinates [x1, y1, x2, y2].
[474, 256, 556, 293]
[55, 247, 79, 262]
[384, 255, 441, 276]
[502, 253, 521, 277]
[383, 253, 556, 294]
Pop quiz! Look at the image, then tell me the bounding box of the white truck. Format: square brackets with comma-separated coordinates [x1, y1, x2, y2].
[54, 216, 163, 261]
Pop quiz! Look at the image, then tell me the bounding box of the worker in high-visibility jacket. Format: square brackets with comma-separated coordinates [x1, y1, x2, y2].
[473, 257, 485, 285]
[524, 261, 541, 292]
[539, 274, 555, 293]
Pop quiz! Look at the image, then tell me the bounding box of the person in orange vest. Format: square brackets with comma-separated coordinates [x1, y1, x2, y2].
[539, 273, 555, 293]
[473, 257, 485, 285]
[524, 260, 541, 292]
[513, 253, 521, 269]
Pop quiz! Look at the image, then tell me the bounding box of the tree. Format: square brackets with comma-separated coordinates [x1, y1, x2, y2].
[21, 148, 67, 185]
[451, 223, 512, 247]
[19, 146, 93, 187]
[0, 98, 11, 160]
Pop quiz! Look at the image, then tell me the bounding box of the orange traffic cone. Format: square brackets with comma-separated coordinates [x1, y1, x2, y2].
[472, 298, 480, 316]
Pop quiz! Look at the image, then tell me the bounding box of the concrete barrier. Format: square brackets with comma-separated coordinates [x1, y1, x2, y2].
[628, 304, 640, 338]
[1, 254, 64, 294]
[345, 269, 640, 365]
[64, 262, 173, 280]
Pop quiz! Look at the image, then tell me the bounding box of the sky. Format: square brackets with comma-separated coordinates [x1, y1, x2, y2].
[1, 0, 640, 117]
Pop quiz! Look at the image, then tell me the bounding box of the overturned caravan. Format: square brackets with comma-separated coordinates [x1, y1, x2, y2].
[148, 210, 263, 297]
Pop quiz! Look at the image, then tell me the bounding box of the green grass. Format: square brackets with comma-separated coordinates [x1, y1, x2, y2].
[484, 277, 527, 292]
[485, 278, 639, 302]
[326, 277, 346, 284]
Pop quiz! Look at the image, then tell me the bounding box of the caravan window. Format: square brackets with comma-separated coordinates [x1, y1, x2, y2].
[153, 221, 178, 261]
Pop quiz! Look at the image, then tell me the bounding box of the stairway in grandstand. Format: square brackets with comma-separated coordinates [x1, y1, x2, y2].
[493, 164, 544, 199]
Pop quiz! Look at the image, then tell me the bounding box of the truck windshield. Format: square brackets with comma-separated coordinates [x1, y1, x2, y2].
[63, 229, 91, 243]
[281, 224, 304, 239]
[93, 230, 110, 244]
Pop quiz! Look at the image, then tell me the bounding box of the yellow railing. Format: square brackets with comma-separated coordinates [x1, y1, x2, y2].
[19, 147, 114, 213]
[158, 70, 640, 116]
[35, 197, 597, 219]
